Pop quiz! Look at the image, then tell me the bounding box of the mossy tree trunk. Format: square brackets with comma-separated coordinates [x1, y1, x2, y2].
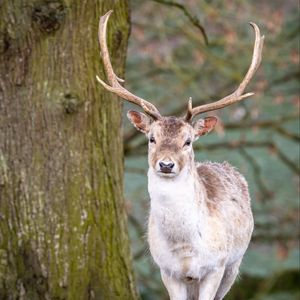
[0, 1, 138, 299]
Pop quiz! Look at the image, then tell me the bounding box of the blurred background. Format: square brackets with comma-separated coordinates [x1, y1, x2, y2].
[123, 0, 299, 299]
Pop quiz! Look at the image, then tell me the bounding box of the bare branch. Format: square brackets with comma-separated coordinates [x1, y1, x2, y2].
[239, 147, 273, 201]
[272, 145, 300, 174]
[152, 0, 209, 45]
[273, 126, 300, 143]
[128, 214, 148, 260]
[252, 232, 300, 243]
[225, 114, 299, 130]
[225, 114, 300, 143]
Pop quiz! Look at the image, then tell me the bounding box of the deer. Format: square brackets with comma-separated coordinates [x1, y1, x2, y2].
[96, 10, 264, 300]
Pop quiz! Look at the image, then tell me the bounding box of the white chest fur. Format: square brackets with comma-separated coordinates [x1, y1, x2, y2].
[148, 168, 203, 277]
[147, 167, 228, 280]
[148, 167, 201, 242]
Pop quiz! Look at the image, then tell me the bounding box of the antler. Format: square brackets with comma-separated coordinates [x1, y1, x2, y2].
[185, 23, 264, 122]
[96, 10, 162, 120]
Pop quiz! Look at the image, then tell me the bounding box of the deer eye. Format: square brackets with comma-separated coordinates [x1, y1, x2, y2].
[149, 136, 156, 144]
[184, 139, 191, 147]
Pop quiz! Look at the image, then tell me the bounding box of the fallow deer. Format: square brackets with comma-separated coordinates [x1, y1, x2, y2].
[96, 10, 264, 300]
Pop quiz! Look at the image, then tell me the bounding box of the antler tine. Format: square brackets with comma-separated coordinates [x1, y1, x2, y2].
[185, 22, 264, 122]
[185, 97, 193, 121]
[96, 10, 162, 120]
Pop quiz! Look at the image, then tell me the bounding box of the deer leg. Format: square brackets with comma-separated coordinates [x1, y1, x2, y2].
[197, 267, 225, 300]
[161, 271, 187, 300]
[213, 259, 242, 300]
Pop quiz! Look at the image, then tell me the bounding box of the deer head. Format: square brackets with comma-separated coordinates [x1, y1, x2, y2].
[126, 112, 218, 177]
[96, 10, 264, 178]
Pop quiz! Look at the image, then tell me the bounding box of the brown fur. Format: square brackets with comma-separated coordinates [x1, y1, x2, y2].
[197, 161, 250, 213]
[159, 117, 186, 136]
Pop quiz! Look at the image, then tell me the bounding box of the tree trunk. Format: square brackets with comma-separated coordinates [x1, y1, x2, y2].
[0, 1, 138, 299]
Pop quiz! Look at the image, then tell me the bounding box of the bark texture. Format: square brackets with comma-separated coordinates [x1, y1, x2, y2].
[0, 1, 138, 299]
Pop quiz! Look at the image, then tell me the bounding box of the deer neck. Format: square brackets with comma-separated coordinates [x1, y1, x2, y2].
[148, 163, 207, 240]
[148, 164, 197, 201]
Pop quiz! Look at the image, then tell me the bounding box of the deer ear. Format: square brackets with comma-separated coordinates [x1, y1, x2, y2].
[193, 116, 218, 138]
[127, 110, 152, 134]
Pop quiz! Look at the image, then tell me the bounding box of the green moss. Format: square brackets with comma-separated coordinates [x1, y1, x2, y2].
[0, 0, 138, 299]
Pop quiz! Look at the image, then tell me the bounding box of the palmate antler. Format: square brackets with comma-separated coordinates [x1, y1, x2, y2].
[96, 11, 264, 123]
[185, 23, 264, 122]
[96, 10, 162, 120]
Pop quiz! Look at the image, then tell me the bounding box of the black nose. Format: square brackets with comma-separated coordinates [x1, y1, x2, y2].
[159, 162, 175, 173]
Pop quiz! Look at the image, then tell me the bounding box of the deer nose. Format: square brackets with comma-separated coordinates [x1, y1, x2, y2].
[159, 161, 175, 173]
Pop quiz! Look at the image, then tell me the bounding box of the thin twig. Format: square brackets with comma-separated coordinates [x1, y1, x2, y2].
[239, 147, 273, 202]
[274, 126, 300, 143]
[225, 115, 300, 143]
[225, 114, 299, 130]
[128, 214, 148, 260]
[272, 144, 300, 174]
[203, 141, 299, 175]
[152, 0, 209, 45]
[252, 232, 300, 242]
[196, 140, 274, 151]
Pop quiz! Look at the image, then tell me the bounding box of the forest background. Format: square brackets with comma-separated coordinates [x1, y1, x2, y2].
[125, 1, 299, 299]
[0, 0, 298, 299]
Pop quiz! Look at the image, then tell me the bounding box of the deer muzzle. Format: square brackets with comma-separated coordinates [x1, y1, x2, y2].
[159, 161, 175, 173]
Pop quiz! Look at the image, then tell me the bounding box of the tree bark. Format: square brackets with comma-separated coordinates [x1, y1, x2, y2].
[0, 1, 138, 299]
